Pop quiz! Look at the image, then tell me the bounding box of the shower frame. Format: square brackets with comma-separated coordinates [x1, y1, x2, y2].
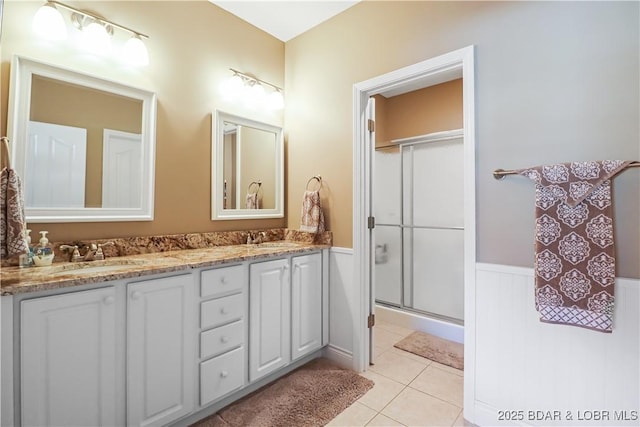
[375, 129, 465, 325]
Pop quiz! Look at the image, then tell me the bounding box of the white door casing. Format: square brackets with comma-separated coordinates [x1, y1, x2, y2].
[353, 45, 476, 421]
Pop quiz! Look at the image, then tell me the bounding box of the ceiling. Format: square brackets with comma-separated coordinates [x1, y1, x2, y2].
[209, 1, 360, 42]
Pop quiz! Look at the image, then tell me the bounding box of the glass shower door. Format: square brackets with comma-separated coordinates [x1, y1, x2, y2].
[404, 138, 464, 321]
[373, 136, 464, 323]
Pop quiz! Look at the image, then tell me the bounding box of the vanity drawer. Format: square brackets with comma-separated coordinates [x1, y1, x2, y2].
[200, 346, 245, 406]
[201, 265, 244, 298]
[200, 320, 244, 359]
[201, 293, 244, 329]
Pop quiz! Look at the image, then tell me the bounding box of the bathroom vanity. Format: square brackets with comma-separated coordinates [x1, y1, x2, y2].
[1, 241, 329, 427]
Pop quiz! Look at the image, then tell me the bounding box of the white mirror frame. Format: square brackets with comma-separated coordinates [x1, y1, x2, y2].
[212, 110, 284, 220]
[7, 55, 157, 222]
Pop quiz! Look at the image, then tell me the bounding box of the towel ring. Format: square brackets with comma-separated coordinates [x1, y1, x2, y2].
[306, 175, 322, 191]
[1, 137, 10, 169]
[248, 181, 262, 193]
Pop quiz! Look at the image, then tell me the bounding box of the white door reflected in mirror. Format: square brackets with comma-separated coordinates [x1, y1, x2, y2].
[7, 56, 157, 222]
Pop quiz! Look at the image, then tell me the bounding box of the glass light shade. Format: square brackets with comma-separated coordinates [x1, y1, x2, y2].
[244, 82, 266, 109]
[267, 90, 284, 110]
[220, 74, 244, 101]
[32, 3, 67, 41]
[122, 36, 149, 66]
[81, 22, 112, 55]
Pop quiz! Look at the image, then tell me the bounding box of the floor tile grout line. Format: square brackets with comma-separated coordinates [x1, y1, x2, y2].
[405, 383, 463, 409]
[451, 407, 464, 427]
[368, 363, 428, 387]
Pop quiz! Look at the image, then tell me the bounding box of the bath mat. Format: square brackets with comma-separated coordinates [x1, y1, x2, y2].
[191, 358, 373, 427]
[394, 331, 464, 370]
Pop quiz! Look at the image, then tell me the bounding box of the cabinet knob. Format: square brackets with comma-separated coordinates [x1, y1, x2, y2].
[220, 370, 228, 378]
[131, 291, 142, 300]
[220, 307, 228, 315]
[220, 336, 229, 344]
[103, 296, 115, 305]
[220, 276, 228, 284]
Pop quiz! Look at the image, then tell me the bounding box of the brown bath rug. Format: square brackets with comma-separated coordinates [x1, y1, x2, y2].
[191, 358, 374, 427]
[394, 331, 464, 370]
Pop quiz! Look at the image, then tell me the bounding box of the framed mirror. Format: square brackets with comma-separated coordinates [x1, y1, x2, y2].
[7, 55, 157, 222]
[212, 110, 283, 220]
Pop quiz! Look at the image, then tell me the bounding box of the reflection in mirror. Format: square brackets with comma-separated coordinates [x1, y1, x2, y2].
[212, 111, 283, 220]
[8, 56, 157, 222]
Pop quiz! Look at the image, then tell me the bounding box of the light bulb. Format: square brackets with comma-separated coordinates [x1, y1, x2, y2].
[268, 90, 284, 110]
[220, 74, 244, 101]
[244, 82, 265, 109]
[32, 3, 67, 41]
[81, 21, 112, 55]
[122, 35, 149, 66]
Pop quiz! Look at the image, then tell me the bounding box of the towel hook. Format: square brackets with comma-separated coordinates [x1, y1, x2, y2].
[248, 181, 262, 193]
[1, 137, 10, 169]
[305, 175, 322, 191]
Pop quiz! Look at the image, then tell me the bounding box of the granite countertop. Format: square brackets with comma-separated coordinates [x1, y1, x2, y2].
[0, 241, 329, 296]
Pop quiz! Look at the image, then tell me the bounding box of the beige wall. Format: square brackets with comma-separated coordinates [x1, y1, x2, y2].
[285, 1, 640, 278]
[1, 0, 285, 241]
[375, 79, 462, 148]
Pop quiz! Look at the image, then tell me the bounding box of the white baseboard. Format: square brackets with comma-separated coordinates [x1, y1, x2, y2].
[323, 344, 353, 370]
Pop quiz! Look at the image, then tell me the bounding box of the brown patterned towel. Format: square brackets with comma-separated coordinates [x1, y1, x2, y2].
[245, 192, 259, 209]
[1, 167, 29, 260]
[300, 190, 325, 233]
[518, 160, 635, 332]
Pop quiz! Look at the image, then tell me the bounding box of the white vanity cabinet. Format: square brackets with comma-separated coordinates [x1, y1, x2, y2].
[199, 264, 247, 406]
[127, 274, 196, 427]
[20, 287, 118, 427]
[249, 258, 291, 382]
[6, 247, 328, 427]
[248, 252, 325, 382]
[18, 274, 196, 427]
[291, 252, 323, 360]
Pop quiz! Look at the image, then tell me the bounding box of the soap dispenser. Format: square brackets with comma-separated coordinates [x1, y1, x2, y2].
[33, 231, 54, 267]
[38, 231, 52, 254]
[19, 229, 33, 268]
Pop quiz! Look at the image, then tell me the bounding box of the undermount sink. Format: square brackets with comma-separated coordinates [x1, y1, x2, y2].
[47, 259, 148, 276]
[252, 241, 303, 249]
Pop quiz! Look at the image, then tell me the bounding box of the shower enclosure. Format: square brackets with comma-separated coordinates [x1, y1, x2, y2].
[374, 131, 464, 324]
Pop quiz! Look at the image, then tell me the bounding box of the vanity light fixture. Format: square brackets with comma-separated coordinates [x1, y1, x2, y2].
[32, 2, 67, 41]
[222, 68, 284, 110]
[32, 1, 150, 66]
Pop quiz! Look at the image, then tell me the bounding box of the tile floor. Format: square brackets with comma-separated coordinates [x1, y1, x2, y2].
[327, 320, 466, 427]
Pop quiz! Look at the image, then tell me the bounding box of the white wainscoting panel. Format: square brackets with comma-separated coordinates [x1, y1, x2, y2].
[474, 263, 639, 427]
[324, 248, 355, 369]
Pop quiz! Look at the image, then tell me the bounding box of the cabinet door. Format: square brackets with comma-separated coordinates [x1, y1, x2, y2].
[291, 253, 323, 360]
[249, 258, 290, 382]
[21, 287, 117, 427]
[127, 275, 195, 427]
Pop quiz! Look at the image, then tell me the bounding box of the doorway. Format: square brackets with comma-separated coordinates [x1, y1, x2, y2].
[374, 130, 464, 324]
[352, 45, 476, 419]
